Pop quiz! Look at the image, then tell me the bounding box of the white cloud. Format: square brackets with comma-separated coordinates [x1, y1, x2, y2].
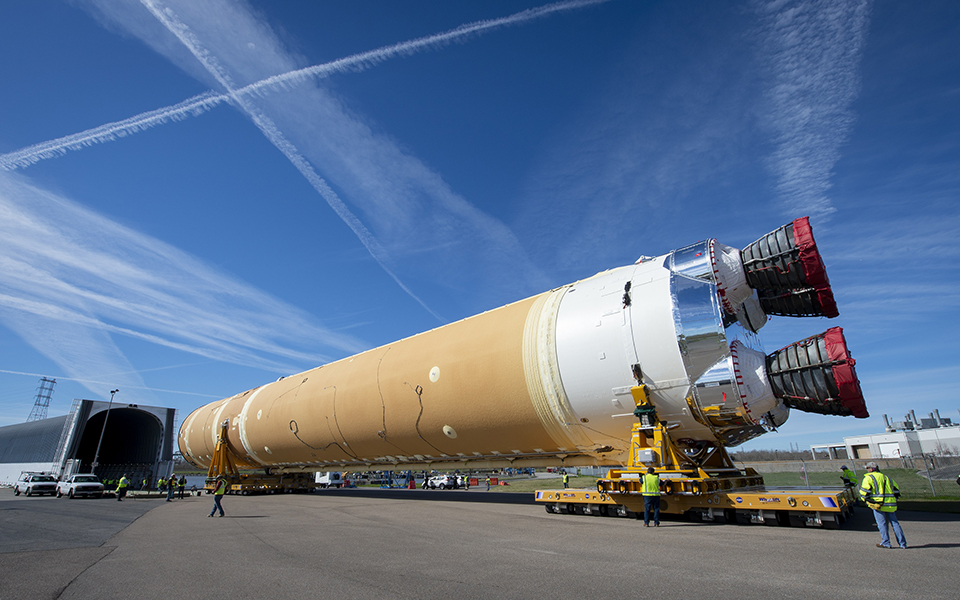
[756, 0, 872, 217]
[0, 171, 367, 399]
[71, 0, 570, 310]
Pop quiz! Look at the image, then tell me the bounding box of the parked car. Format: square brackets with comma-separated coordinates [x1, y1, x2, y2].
[424, 475, 457, 490]
[13, 472, 57, 496]
[57, 474, 105, 499]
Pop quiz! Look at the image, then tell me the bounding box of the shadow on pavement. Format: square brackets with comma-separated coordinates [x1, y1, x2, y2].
[314, 488, 537, 505]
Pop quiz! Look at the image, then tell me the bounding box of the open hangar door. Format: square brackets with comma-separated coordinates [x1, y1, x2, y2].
[65, 401, 177, 485]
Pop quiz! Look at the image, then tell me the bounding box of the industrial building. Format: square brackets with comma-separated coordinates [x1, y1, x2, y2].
[812, 409, 960, 460]
[0, 398, 177, 486]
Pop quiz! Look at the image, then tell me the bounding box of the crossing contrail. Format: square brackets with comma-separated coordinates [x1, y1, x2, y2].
[0, 0, 606, 322]
[0, 0, 608, 172]
[141, 0, 445, 321]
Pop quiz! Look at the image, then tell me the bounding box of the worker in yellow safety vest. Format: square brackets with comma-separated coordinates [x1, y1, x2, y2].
[209, 476, 227, 517]
[840, 465, 857, 487]
[562, 472, 569, 489]
[641, 467, 661, 527]
[116, 474, 129, 502]
[859, 462, 906, 549]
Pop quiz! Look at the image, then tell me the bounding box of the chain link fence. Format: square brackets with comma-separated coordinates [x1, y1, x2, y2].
[734, 457, 960, 499]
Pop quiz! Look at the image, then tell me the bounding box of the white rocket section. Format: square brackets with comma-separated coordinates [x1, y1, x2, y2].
[551, 243, 787, 452]
[553, 256, 718, 447]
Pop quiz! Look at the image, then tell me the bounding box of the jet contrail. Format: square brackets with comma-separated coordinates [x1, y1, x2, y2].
[0, 0, 609, 172]
[0, 91, 225, 170]
[0, 368, 221, 398]
[141, 0, 445, 322]
[242, 0, 612, 98]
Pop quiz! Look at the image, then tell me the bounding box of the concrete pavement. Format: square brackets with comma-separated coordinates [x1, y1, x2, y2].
[2, 487, 958, 599]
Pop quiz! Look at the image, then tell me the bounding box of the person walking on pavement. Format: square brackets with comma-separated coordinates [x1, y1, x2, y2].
[209, 476, 228, 517]
[859, 462, 906, 549]
[485, 476, 490, 491]
[641, 467, 661, 527]
[178, 475, 186, 499]
[116, 474, 129, 501]
[166, 475, 176, 501]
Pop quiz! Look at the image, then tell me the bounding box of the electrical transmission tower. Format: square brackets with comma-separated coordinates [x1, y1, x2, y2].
[26, 377, 56, 422]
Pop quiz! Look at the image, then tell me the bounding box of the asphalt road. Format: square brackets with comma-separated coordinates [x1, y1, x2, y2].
[2, 486, 958, 599]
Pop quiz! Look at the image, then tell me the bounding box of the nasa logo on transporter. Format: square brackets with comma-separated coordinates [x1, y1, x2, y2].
[736, 497, 743, 504]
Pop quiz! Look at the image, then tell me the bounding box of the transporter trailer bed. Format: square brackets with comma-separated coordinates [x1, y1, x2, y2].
[536, 384, 857, 528]
[536, 485, 856, 528]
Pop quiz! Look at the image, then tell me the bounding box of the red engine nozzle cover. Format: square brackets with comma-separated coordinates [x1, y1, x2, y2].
[766, 326, 868, 419]
[823, 326, 868, 418]
[792, 217, 839, 318]
[741, 217, 839, 318]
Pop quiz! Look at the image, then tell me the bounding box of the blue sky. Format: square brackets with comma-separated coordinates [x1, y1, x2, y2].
[0, 0, 957, 452]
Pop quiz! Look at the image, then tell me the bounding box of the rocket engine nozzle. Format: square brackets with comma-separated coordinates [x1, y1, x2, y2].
[765, 327, 868, 418]
[740, 217, 839, 318]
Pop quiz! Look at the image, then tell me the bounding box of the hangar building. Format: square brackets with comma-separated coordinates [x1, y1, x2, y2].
[0, 399, 177, 486]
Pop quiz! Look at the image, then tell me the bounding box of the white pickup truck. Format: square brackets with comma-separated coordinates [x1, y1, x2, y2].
[56, 474, 105, 499]
[14, 472, 57, 496]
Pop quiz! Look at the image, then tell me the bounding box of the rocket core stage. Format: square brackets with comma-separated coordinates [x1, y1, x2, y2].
[179, 217, 866, 473]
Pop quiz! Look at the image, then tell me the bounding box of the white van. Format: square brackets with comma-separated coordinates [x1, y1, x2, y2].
[315, 472, 343, 488]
